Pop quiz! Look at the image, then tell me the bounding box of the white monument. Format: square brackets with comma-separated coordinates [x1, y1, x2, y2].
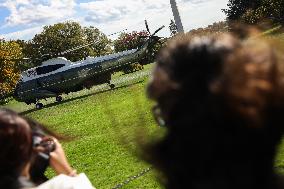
[170, 0, 184, 33]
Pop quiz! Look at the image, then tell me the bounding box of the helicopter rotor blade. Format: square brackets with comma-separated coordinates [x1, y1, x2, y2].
[145, 20, 151, 34]
[0, 57, 31, 61]
[59, 42, 95, 56]
[18, 28, 128, 63]
[32, 28, 129, 60]
[41, 53, 51, 58]
[151, 25, 165, 37]
[58, 28, 128, 56]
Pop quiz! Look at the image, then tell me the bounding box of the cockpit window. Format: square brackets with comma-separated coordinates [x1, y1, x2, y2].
[36, 64, 65, 75]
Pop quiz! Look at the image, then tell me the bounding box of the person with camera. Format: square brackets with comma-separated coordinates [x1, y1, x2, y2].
[0, 108, 94, 189]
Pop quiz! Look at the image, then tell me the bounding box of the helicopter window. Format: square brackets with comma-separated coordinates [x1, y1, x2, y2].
[36, 64, 65, 75]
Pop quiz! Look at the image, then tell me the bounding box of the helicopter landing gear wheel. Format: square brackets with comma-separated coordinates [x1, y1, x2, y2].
[110, 84, 115, 89]
[56, 96, 63, 102]
[36, 103, 43, 109]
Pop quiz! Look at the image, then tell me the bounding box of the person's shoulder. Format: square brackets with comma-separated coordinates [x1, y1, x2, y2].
[33, 173, 95, 189]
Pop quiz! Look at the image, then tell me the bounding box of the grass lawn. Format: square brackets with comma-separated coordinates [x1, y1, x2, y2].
[2, 64, 163, 189]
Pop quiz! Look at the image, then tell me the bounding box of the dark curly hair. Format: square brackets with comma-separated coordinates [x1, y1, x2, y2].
[146, 33, 284, 189]
[0, 109, 33, 189]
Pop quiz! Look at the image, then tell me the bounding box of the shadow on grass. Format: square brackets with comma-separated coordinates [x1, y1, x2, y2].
[20, 81, 144, 115]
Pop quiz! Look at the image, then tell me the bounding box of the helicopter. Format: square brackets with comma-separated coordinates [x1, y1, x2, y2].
[12, 21, 165, 109]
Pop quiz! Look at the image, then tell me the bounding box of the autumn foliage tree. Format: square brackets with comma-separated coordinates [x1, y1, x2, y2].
[113, 31, 149, 52]
[113, 31, 150, 73]
[113, 30, 165, 63]
[0, 40, 22, 103]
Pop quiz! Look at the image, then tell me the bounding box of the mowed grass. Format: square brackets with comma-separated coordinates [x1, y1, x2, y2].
[3, 76, 163, 189]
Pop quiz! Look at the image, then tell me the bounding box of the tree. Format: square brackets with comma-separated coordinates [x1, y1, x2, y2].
[169, 19, 178, 36]
[113, 31, 149, 74]
[242, 0, 284, 24]
[223, 0, 261, 21]
[113, 31, 149, 52]
[83, 26, 112, 57]
[12, 39, 35, 71]
[223, 0, 284, 24]
[25, 21, 112, 67]
[187, 21, 228, 36]
[0, 40, 22, 103]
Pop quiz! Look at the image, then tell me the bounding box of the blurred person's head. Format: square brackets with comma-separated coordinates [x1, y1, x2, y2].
[0, 109, 33, 188]
[146, 32, 284, 189]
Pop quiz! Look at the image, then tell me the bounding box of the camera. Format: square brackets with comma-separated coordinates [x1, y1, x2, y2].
[30, 131, 56, 184]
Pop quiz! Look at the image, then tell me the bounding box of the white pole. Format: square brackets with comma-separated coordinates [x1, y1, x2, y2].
[170, 0, 184, 33]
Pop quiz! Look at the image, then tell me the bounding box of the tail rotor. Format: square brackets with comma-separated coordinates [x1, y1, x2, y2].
[145, 20, 151, 34]
[144, 19, 165, 39]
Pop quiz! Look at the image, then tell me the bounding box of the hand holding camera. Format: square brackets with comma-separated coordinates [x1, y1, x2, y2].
[30, 135, 57, 184]
[37, 137, 56, 153]
[30, 134, 76, 184]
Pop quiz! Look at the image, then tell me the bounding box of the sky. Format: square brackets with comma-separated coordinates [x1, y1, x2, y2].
[0, 0, 228, 41]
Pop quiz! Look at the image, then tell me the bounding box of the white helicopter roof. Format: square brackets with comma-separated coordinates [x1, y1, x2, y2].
[20, 57, 72, 82]
[20, 48, 138, 82]
[41, 57, 72, 66]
